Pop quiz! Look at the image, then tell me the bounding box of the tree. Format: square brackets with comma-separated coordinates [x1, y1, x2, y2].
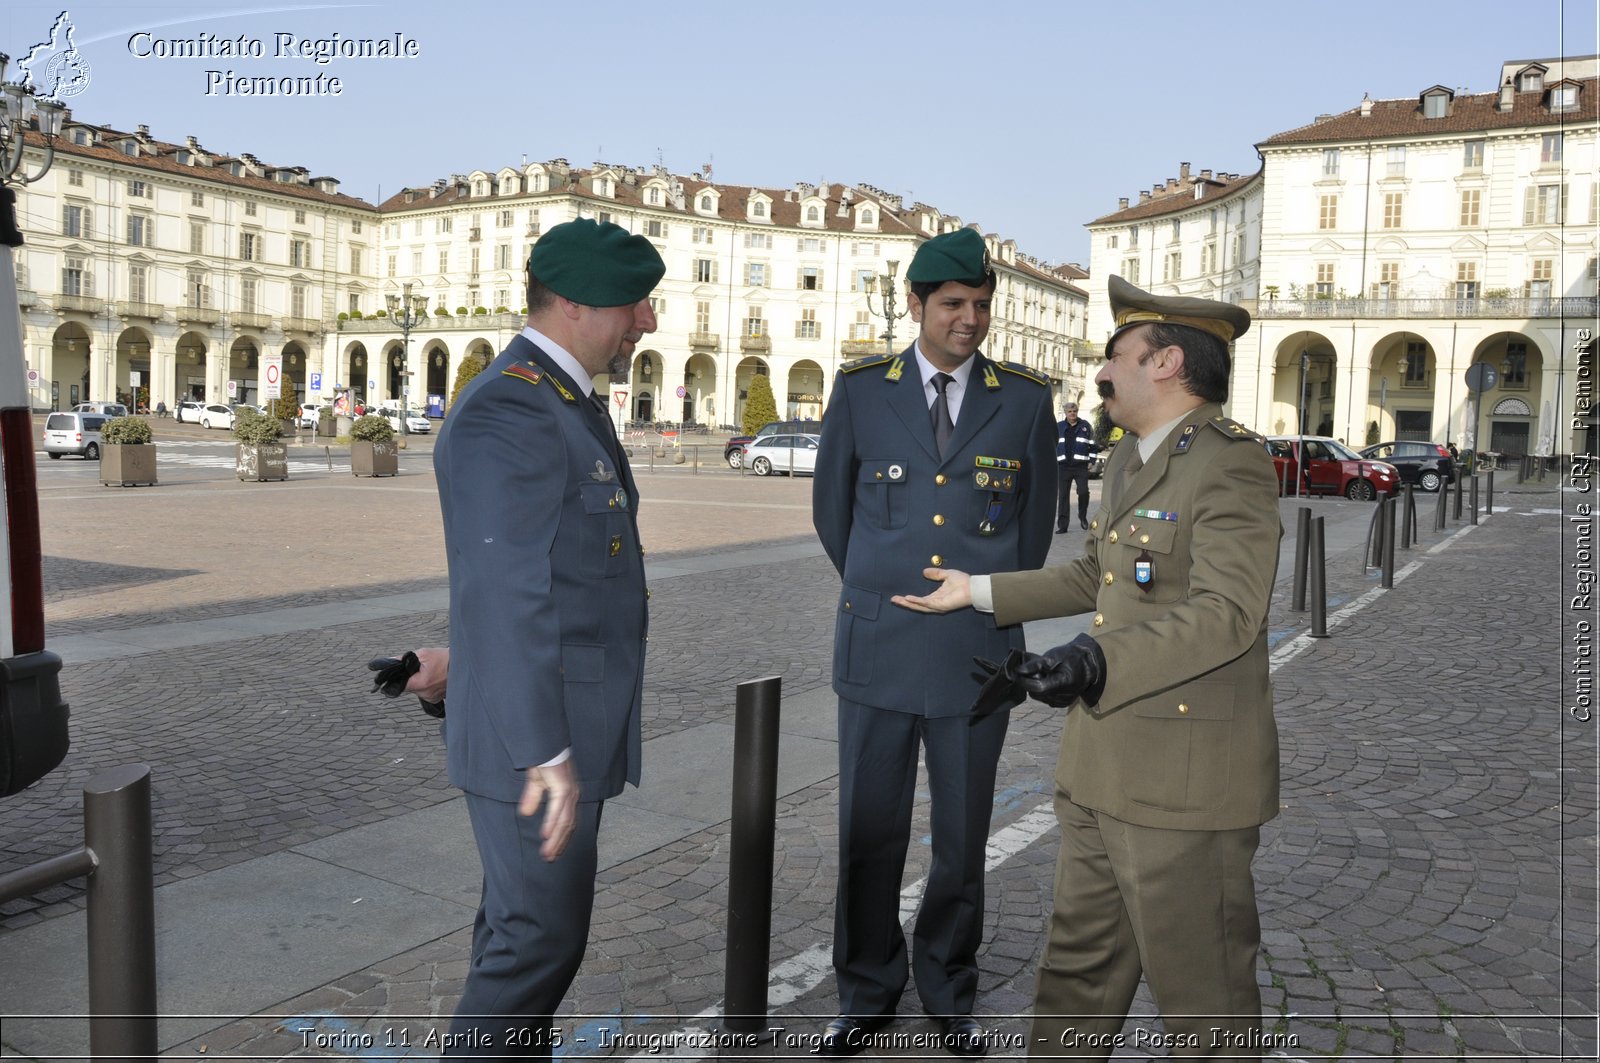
[448, 352, 489, 411]
[267, 376, 299, 421]
[742, 372, 779, 435]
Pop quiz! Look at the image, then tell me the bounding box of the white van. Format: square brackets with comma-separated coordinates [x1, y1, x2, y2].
[43, 411, 109, 459]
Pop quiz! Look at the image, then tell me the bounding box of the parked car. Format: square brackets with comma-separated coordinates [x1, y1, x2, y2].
[373, 406, 431, 434]
[174, 400, 205, 424]
[1358, 440, 1456, 492]
[744, 433, 821, 477]
[1265, 436, 1401, 501]
[296, 403, 325, 428]
[726, 420, 815, 468]
[42, 411, 108, 459]
[198, 403, 236, 430]
[72, 401, 128, 418]
[725, 435, 754, 468]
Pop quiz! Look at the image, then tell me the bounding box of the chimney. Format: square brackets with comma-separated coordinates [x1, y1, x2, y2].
[1498, 78, 1515, 111]
[1118, 197, 1129, 210]
[1139, 190, 1151, 202]
[1179, 162, 1190, 180]
[1359, 93, 1374, 117]
[1200, 169, 1212, 180]
[136, 124, 150, 138]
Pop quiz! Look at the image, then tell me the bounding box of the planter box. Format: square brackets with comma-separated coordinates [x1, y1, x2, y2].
[351, 439, 399, 477]
[236, 442, 288, 482]
[100, 443, 157, 487]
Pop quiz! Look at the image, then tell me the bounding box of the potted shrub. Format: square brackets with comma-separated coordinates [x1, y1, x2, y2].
[349, 413, 398, 477]
[100, 415, 156, 487]
[233, 407, 288, 482]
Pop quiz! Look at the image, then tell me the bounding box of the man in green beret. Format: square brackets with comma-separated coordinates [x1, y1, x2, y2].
[423, 217, 665, 1058]
[813, 227, 1057, 1057]
[895, 275, 1281, 1058]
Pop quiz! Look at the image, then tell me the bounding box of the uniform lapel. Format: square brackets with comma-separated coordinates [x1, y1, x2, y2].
[941, 353, 998, 463]
[885, 345, 942, 463]
[1104, 405, 1217, 526]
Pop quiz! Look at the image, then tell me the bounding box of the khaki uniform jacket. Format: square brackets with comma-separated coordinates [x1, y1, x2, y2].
[989, 402, 1282, 831]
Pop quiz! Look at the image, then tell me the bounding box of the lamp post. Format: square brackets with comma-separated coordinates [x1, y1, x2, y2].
[386, 282, 428, 434]
[863, 259, 910, 357]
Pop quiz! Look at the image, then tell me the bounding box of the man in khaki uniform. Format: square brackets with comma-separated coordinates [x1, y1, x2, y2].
[894, 276, 1282, 1059]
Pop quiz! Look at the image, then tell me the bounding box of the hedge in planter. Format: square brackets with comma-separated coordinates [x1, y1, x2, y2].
[233, 408, 288, 482]
[349, 413, 398, 477]
[100, 415, 157, 487]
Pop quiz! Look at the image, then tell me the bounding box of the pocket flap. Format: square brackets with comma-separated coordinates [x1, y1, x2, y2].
[858, 459, 909, 484]
[579, 480, 629, 514]
[1130, 680, 1233, 720]
[839, 583, 882, 620]
[1126, 519, 1179, 554]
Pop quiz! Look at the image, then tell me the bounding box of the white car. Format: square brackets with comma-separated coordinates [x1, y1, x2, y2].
[198, 403, 236, 430]
[296, 404, 325, 428]
[174, 400, 205, 424]
[744, 433, 820, 476]
[373, 406, 431, 434]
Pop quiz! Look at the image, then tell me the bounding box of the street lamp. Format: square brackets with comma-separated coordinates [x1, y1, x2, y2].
[863, 258, 910, 357]
[385, 282, 428, 433]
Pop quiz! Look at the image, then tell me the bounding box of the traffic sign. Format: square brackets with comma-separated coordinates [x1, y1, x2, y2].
[675, 385, 687, 399]
[613, 389, 627, 408]
[25, 369, 38, 385]
[1464, 363, 1497, 392]
[310, 372, 322, 394]
[263, 354, 283, 400]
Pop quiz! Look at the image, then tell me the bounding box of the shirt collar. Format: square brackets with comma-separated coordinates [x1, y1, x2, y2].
[1138, 410, 1192, 464]
[521, 325, 593, 397]
[912, 342, 975, 393]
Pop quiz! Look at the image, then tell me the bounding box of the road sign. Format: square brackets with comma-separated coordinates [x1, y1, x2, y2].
[25, 369, 38, 385]
[675, 385, 687, 399]
[310, 372, 322, 394]
[1465, 363, 1497, 392]
[227, 380, 238, 396]
[369, 379, 377, 391]
[263, 354, 283, 400]
[613, 389, 627, 408]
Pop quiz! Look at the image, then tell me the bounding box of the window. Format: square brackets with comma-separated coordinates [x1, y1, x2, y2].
[1541, 133, 1564, 164]
[1163, 251, 1181, 282]
[1455, 261, 1478, 302]
[62, 203, 91, 237]
[411, 250, 423, 274]
[649, 296, 665, 316]
[645, 219, 666, 239]
[1459, 189, 1481, 227]
[386, 253, 397, 278]
[795, 308, 819, 339]
[128, 179, 150, 198]
[240, 232, 257, 261]
[1527, 258, 1553, 303]
[1521, 69, 1544, 92]
[744, 307, 765, 337]
[699, 195, 713, 212]
[752, 200, 766, 218]
[1382, 192, 1404, 229]
[290, 238, 309, 268]
[1386, 145, 1406, 177]
[1128, 225, 1139, 246]
[861, 209, 874, 225]
[1322, 148, 1340, 177]
[294, 209, 306, 225]
[67, 168, 83, 187]
[852, 241, 878, 256]
[126, 214, 148, 246]
[1552, 83, 1579, 112]
[850, 311, 875, 341]
[745, 262, 767, 287]
[1463, 139, 1485, 170]
[1200, 242, 1217, 274]
[694, 301, 711, 333]
[798, 266, 822, 291]
[439, 249, 450, 274]
[1524, 183, 1567, 225]
[350, 247, 363, 275]
[745, 232, 772, 250]
[1423, 93, 1448, 119]
[805, 206, 819, 222]
[1372, 261, 1400, 300]
[128, 263, 148, 304]
[191, 190, 205, 207]
[1318, 194, 1338, 230]
[243, 200, 257, 217]
[693, 258, 717, 283]
[1169, 218, 1181, 242]
[350, 293, 362, 315]
[186, 268, 209, 308]
[527, 211, 541, 236]
[498, 210, 513, 228]
[854, 269, 875, 292]
[469, 247, 480, 274]
[495, 244, 512, 270]
[1122, 257, 1140, 284]
[189, 220, 205, 254]
[1503, 341, 1528, 387]
[291, 284, 307, 318]
[1404, 342, 1428, 385]
[240, 276, 258, 314]
[799, 237, 824, 253]
[1314, 263, 1334, 297]
[647, 186, 662, 206]
[692, 226, 715, 245]
[351, 219, 362, 234]
[61, 255, 92, 297]
[436, 217, 453, 234]
[1107, 234, 1119, 250]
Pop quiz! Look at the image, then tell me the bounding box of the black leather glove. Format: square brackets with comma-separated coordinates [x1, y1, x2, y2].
[970, 649, 1028, 719]
[1011, 634, 1108, 709]
[368, 652, 446, 719]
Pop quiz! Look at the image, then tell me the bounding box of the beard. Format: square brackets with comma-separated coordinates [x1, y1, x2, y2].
[604, 347, 633, 378]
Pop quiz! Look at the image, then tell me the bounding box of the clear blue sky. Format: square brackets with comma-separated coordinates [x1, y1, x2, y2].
[3, 0, 1595, 266]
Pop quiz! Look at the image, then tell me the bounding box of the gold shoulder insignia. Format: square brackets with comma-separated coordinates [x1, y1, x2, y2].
[884, 356, 905, 381]
[995, 361, 1049, 386]
[840, 354, 894, 374]
[502, 363, 543, 386]
[982, 364, 1001, 390]
[1206, 416, 1263, 443]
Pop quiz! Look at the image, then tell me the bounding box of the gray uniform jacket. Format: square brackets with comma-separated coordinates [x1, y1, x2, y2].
[434, 335, 647, 805]
[813, 349, 1057, 716]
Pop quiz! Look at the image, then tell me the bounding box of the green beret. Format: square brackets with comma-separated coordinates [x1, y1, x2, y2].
[528, 218, 666, 307]
[905, 228, 992, 284]
[1108, 275, 1251, 345]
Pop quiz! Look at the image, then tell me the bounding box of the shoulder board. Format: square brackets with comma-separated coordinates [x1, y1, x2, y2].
[502, 362, 543, 386]
[840, 354, 895, 374]
[1205, 416, 1263, 443]
[995, 361, 1049, 386]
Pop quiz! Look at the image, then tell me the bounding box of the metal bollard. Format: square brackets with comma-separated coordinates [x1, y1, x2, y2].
[1366, 501, 1384, 570]
[1291, 507, 1311, 611]
[1381, 496, 1397, 589]
[1400, 484, 1415, 549]
[85, 764, 158, 1056]
[722, 676, 783, 1035]
[1486, 469, 1494, 517]
[1434, 476, 1448, 532]
[1309, 516, 1329, 638]
[1469, 475, 1479, 525]
[1454, 471, 1464, 520]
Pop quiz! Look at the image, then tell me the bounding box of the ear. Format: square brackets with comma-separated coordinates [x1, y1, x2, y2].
[1149, 344, 1185, 383]
[556, 295, 585, 321]
[906, 291, 925, 324]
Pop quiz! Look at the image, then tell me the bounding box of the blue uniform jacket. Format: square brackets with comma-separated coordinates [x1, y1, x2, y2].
[813, 348, 1057, 717]
[434, 335, 647, 804]
[1058, 418, 1098, 464]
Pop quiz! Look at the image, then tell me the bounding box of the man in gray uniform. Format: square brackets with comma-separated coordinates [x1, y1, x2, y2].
[812, 228, 1057, 1058]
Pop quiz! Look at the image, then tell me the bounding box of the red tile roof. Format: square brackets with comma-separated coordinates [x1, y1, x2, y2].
[1087, 170, 1262, 226]
[1258, 78, 1598, 146]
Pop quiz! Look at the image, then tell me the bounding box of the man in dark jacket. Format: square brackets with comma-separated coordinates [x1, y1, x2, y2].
[1056, 402, 1098, 532]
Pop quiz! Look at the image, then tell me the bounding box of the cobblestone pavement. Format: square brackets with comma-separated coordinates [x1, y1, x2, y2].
[2, 455, 1593, 1061]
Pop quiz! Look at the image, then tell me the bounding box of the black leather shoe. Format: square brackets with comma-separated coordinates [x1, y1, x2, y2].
[817, 1015, 892, 1057]
[1079, 517, 1089, 529]
[1055, 526, 1069, 534]
[937, 1016, 987, 1058]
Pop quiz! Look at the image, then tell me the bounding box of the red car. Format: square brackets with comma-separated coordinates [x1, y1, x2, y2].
[1266, 436, 1401, 501]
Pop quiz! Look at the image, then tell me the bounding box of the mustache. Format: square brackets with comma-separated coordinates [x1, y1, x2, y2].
[1097, 381, 1115, 399]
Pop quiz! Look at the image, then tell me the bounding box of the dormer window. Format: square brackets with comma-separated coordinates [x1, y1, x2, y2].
[71, 128, 89, 146]
[699, 194, 713, 212]
[1550, 81, 1580, 113]
[749, 198, 768, 220]
[806, 206, 819, 222]
[120, 140, 138, 156]
[1422, 92, 1449, 119]
[861, 209, 873, 224]
[1519, 68, 1544, 92]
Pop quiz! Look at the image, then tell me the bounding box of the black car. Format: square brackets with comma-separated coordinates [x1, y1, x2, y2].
[1359, 440, 1456, 492]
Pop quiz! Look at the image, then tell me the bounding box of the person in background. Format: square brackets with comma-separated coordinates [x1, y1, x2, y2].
[1055, 402, 1098, 532]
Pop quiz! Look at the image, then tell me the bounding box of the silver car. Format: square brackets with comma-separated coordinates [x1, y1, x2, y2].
[42, 411, 109, 459]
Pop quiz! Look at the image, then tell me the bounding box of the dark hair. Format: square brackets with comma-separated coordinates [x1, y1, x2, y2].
[525, 272, 556, 314]
[909, 271, 997, 305]
[1147, 321, 1230, 403]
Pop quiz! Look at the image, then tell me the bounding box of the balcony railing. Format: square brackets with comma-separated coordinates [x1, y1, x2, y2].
[282, 316, 322, 334]
[338, 311, 524, 333]
[17, 288, 37, 308]
[841, 339, 886, 356]
[740, 333, 771, 351]
[688, 332, 720, 350]
[118, 301, 163, 320]
[1257, 295, 1599, 320]
[56, 293, 102, 314]
[175, 305, 220, 325]
[232, 312, 272, 330]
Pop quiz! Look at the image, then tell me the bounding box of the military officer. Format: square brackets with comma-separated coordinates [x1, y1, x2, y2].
[430, 218, 664, 1058]
[812, 228, 1057, 1058]
[896, 276, 1282, 1059]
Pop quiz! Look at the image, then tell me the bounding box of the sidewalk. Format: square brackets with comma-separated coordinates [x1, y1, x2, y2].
[1, 474, 1592, 1060]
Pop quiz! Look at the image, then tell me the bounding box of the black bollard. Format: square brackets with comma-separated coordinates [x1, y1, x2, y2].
[85, 764, 158, 1058]
[722, 676, 783, 1035]
[1486, 469, 1495, 517]
[1454, 470, 1464, 520]
[1400, 484, 1415, 549]
[1309, 516, 1329, 638]
[1292, 507, 1311, 611]
[1381, 496, 1397, 589]
[1470, 475, 1479, 526]
[1435, 475, 1448, 532]
[1366, 499, 1384, 570]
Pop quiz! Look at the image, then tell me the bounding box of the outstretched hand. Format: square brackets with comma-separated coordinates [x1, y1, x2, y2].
[892, 568, 974, 613]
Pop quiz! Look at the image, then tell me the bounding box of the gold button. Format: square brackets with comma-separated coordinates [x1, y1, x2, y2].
[1092, 613, 1104, 627]
[646, 589, 652, 600]
[1103, 572, 1114, 585]
[844, 601, 852, 610]
[1090, 520, 1099, 530]
[931, 555, 943, 567]
[1178, 703, 1190, 715]
[608, 498, 616, 508]
[933, 514, 945, 526]
[1108, 531, 1119, 544]
[640, 545, 646, 555]
[935, 474, 947, 486]
[875, 471, 884, 480]
[1140, 534, 1150, 544]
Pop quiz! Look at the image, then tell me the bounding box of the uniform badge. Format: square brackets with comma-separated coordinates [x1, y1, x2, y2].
[974, 456, 1021, 471]
[1175, 424, 1199, 452]
[982, 364, 1001, 391]
[613, 488, 629, 510]
[609, 535, 622, 557]
[1134, 549, 1154, 590]
[975, 471, 990, 488]
[979, 496, 1004, 535]
[885, 357, 905, 382]
[887, 463, 905, 481]
[591, 460, 617, 482]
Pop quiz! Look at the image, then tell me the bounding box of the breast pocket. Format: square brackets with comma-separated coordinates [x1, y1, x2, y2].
[968, 466, 1020, 535]
[578, 481, 633, 578]
[856, 459, 910, 530]
[1121, 519, 1182, 603]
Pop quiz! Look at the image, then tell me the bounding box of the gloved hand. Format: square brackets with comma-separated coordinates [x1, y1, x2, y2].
[970, 649, 1028, 719]
[1011, 634, 1108, 709]
[368, 652, 446, 719]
